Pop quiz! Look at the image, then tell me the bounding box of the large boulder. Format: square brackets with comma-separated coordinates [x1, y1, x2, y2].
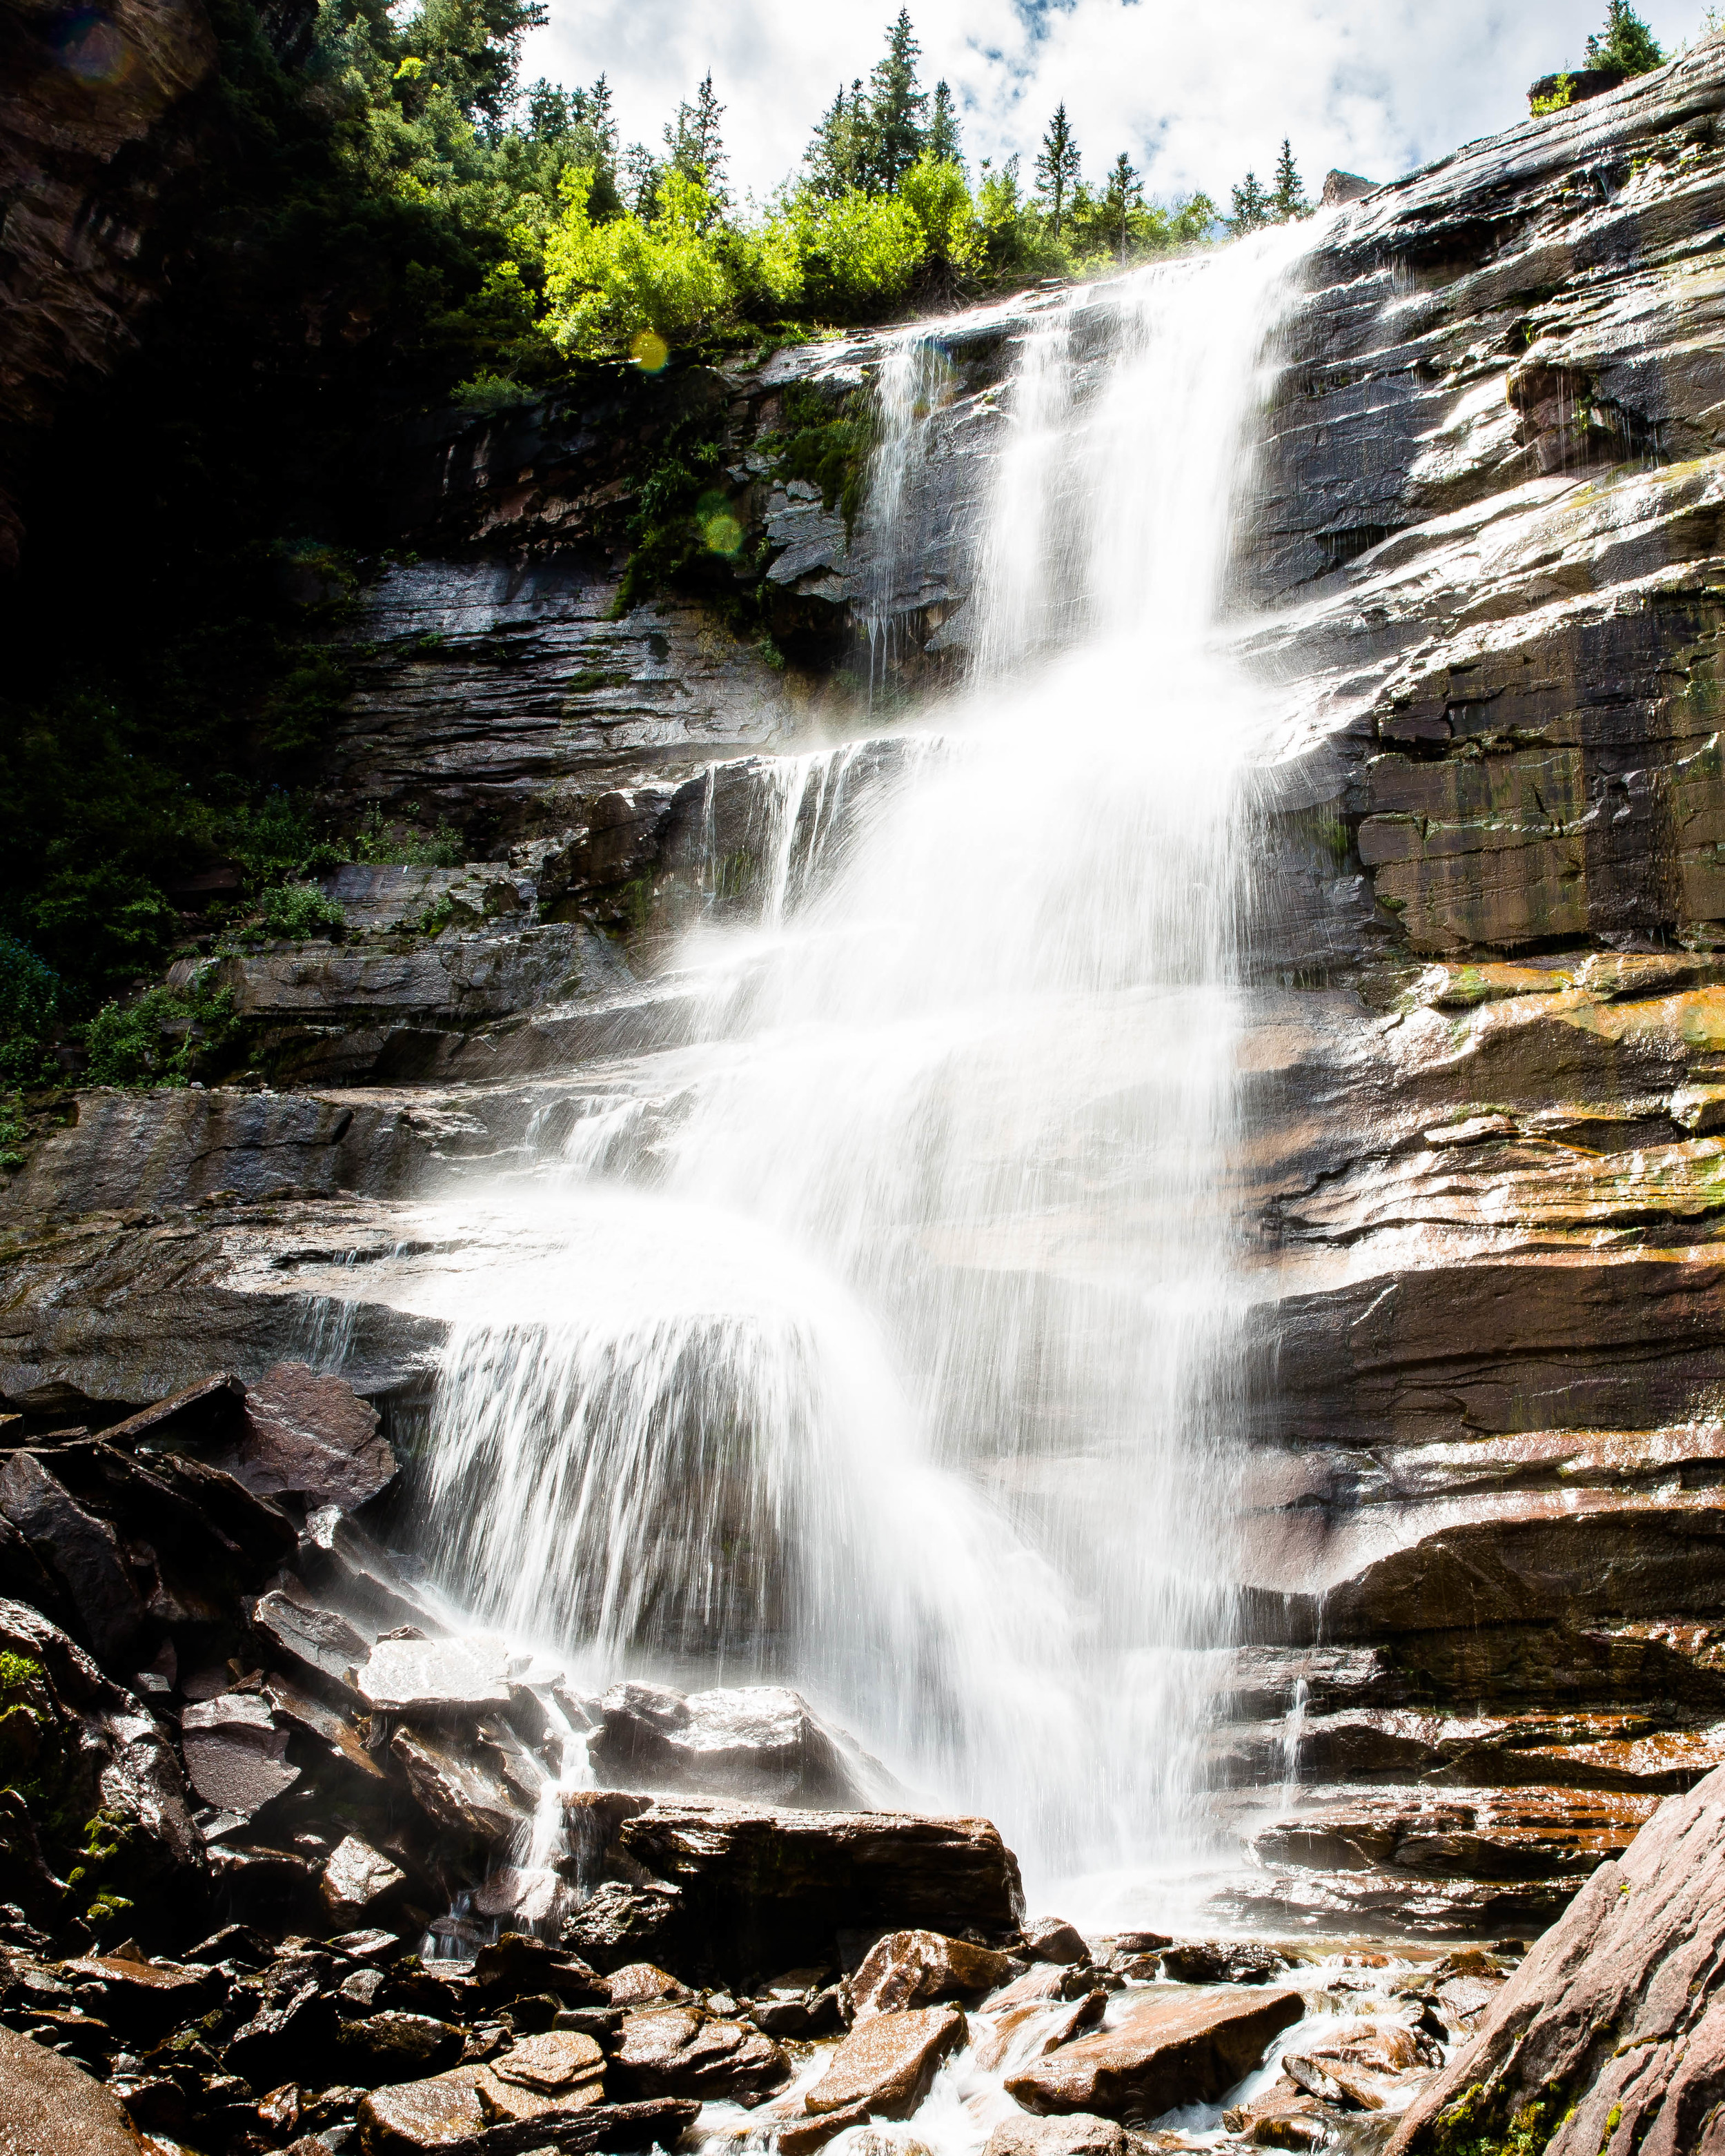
[803, 2004, 967, 2117]
[1390, 1761, 1725, 2155]
[609, 2004, 790, 2103]
[587, 1681, 889, 1807]
[849, 1928, 1018, 2020]
[1006, 1988, 1305, 2122]
[0, 2025, 139, 2156]
[219, 1360, 396, 1512]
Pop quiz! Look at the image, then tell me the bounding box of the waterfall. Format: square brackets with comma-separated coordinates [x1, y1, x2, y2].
[418, 228, 1311, 1915]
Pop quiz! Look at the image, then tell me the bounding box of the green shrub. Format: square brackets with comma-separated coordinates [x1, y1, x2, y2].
[256, 882, 346, 940]
[82, 983, 241, 1088]
[349, 807, 464, 867]
[0, 934, 59, 1084]
[452, 372, 535, 415]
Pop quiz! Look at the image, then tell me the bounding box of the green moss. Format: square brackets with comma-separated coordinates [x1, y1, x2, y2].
[763, 384, 876, 535]
[1428, 2079, 1575, 2156]
[1531, 76, 1576, 115]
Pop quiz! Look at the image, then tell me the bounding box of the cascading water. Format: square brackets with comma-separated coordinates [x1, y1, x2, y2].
[417, 226, 1312, 1917]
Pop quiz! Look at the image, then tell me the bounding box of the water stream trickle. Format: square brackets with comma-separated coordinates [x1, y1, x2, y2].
[418, 226, 1314, 1919]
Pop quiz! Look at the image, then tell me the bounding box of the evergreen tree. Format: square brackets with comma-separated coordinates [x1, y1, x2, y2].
[1229, 170, 1272, 234]
[929, 78, 963, 168]
[1102, 150, 1142, 257]
[622, 141, 664, 218]
[582, 74, 619, 166]
[403, 0, 549, 132]
[1271, 139, 1309, 221]
[804, 78, 869, 197]
[665, 70, 727, 204]
[1586, 0, 1664, 72]
[526, 78, 570, 138]
[865, 9, 929, 190]
[1035, 102, 1081, 233]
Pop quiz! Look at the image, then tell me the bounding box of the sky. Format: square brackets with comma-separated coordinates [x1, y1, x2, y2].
[520, 0, 1708, 210]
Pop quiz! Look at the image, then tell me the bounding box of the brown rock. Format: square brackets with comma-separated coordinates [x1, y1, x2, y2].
[982, 2115, 1138, 2156]
[322, 1834, 406, 1923]
[606, 1961, 692, 2007]
[777, 2099, 871, 2156]
[491, 2029, 605, 2094]
[0, 2025, 140, 2155]
[252, 1588, 371, 1690]
[851, 1928, 1018, 2021]
[357, 2071, 486, 2151]
[611, 2005, 789, 2104]
[229, 1360, 396, 1510]
[989, 1964, 1074, 2011]
[804, 2005, 968, 2117]
[1222, 2081, 1329, 2150]
[1005, 1989, 1304, 2121]
[1021, 1918, 1090, 1965]
[391, 1723, 531, 1843]
[972, 1990, 1108, 2073]
[1158, 1940, 1288, 1986]
[1390, 1759, 1725, 2155]
[181, 1690, 299, 1817]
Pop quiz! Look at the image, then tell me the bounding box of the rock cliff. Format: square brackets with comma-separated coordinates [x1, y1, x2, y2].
[10, 34, 1725, 1957]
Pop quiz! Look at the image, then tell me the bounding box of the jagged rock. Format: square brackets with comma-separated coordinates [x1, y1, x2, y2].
[803, 2004, 967, 2117]
[982, 2115, 1138, 2156]
[181, 1691, 299, 1817]
[1006, 1989, 1305, 2121]
[221, 1361, 396, 1512]
[359, 1636, 512, 1714]
[1221, 2082, 1329, 2150]
[605, 1962, 691, 2007]
[335, 2010, 466, 2086]
[1021, 1917, 1089, 1965]
[611, 2004, 789, 2103]
[0, 2025, 140, 2155]
[972, 1989, 1109, 2073]
[1390, 1765, 1725, 2153]
[586, 1681, 884, 1807]
[470, 1932, 608, 2006]
[252, 1588, 372, 1689]
[322, 1834, 407, 1923]
[391, 1723, 531, 1843]
[226, 1982, 342, 2090]
[558, 1881, 684, 1972]
[490, 2028, 605, 2095]
[849, 1928, 1018, 2021]
[268, 1673, 388, 1781]
[0, 1452, 144, 1665]
[59, 1952, 220, 2038]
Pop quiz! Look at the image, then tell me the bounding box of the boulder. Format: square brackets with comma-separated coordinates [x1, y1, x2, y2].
[606, 1961, 692, 2006]
[610, 2004, 790, 2104]
[1021, 1917, 1090, 1965]
[252, 1587, 372, 1689]
[322, 1834, 407, 1923]
[1159, 1941, 1288, 1986]
[1221, 2081, 1329, 2150]
[587, 1681, 885, 1807]
[982, 2115, 1138, 2156]
[973, 1990, 1108, 2072]
[223, 1360, 397, 1512]
[391, 1723, 531, 1843]
[357, 2070, 487, 2150]
[470, 1931, 607, 2006]
[850, 1928, 1019, 2021]
[0, 2025, 139, 2156]
[335, 2010, 466, 2086]
[1006, 1989, 1305, 2121]
[0, 1452, 144, 1665]
[1390, 1761, 1725, 2155]
[804, 2004, 967, 2117]
[490, 2028, 605, 2096]
[357, 2087, 696, 2156]
[361, 1636, 513, 1714]
[181, 1690, 300, 1817]
[583, 1797, 1025, 1982]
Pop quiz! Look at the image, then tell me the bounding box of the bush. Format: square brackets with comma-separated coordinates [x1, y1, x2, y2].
[544, 168, 739, 353]
[82, 983, 241, 1088]
[0, 934, 59, 1084]
[255, 882, 346, 940]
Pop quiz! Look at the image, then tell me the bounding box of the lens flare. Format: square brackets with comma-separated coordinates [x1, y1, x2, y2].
[629, 329, 669, 373]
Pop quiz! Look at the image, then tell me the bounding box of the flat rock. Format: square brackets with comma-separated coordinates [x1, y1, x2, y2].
[491, 2028, 604, 2093]
[610, 2004, 789, 2103]
[1006, 1988, 1305, 2122]
[251, 1587, 372, 1688]
[335, 2010, 465, 2087]
[1390, 1759, 1725, 2155]
[225, 1359, 396, 1511]
[850, 1928, 1018, 2021]
[357, 2070, 486, 2150]
[1158, 1941, 1288, 1986]
[804, 2004, 967, 2117]
[322, 1833, 406, 1921]
[606, 1961, 691, 2006]
[0, 2024, 140, 2155]
[360, 1636, 512, 1714]
[587, 1681, 887, 1807]
[982, 2115, 1138, 2156]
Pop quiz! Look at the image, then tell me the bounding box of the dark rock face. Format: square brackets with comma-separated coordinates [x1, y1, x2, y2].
[1390, 1761, 1725, 2155]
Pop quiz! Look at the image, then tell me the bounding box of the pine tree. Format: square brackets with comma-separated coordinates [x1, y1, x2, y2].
[803, 79, 869, 197]
[1035, 102, 1081, 234]
[1271, 139, 1309, 221]
[1229, 170, 1272, 234]
[1586, 0, 1664, 72]
[665, 70, 727, 204]
[865, 9, 929, 190]
[928, 78, 963, 168]
[622, 141, 663, 218]
[586, 76, 618, 165]
[1103, 150, 1142, 258]
[525, 77, 569, 139]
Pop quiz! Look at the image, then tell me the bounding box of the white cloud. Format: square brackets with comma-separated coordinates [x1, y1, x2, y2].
[520, 0, 1706, 208]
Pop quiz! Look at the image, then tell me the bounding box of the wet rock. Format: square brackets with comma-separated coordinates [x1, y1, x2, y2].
[1158, 1940, 1288, 1986]
[221, 1360, 397, 1512]
[269, 1672, 388, 1782]
[586, 1797, 1025, 1982]
[335, 2010, 466, 2086]
[60, 1950, 220, 2039]
[357, 2069, 488, 2150]
[491, 2027, 606, 2095]
[973, 1990, 1110, 2073]
[611, 2004, 790, 2104]
[471, 1931, 608, 2006]
[1006, 1988, 1304, 2121]
[587, 1681, 884, 1807]
[207, 1841, 322, 1923]
[181, 1690, 300, 1817]
[252, 1587, 372, 1689]
[391, 1723, 532, 1843]
[776, 2100, 873, 2156]
[1021, 1917, 1090, 1965]
[1221, 2082, 1329, 2150]
[803, 2004, 967, 2117]
[982, 2115, 1138, 2156]
[0, 2025, 140, 2155]
[0, 1452, 144, 1665]
[362, 1636, 513, 1714]
[226, 1982, 342, 2090]
[322, 1834, 408, 1923]
[606, 1961, 692, 2007]
[850, 1928, 1020, 2021]
[357, 2084, 696, 2156]
[1390, 1763, 1725, 2153]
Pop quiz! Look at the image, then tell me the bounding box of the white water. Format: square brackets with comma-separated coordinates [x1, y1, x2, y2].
[420, 228, 1311, 1913]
